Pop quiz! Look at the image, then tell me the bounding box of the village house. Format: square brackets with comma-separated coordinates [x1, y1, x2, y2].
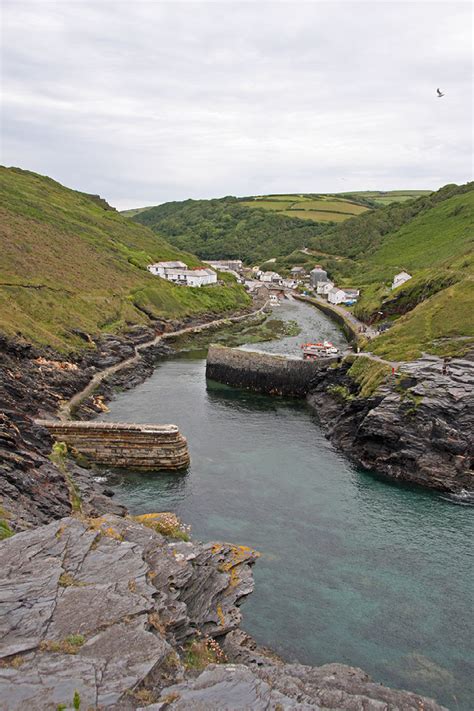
[317, 280, 334, 295]
[327, 287, 347, 305]
[342, 288, 360, 305]
[392, 271, 412, 290]
[327, 287, 360, 305]
[147, 262, 217, 287]
[147, 261, 187, 277]
[291, 266, 306, 276]
[260, 271, 283, 285]
[282, 278, 298, 290]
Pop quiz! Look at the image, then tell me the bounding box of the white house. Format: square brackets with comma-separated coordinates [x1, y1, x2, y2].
[392, 271, 412, 290]
[182, 268, 217, 287]
[147, 262, 217, 287]
[328, 287, 347, 305]
[147, 261, 187, 277]
[343, 289, 360, 303]
[328, 287, 360, 304]
[260, 271, 282, 284]
[282, 279, 298, 290]
[317, 280, 334, 295]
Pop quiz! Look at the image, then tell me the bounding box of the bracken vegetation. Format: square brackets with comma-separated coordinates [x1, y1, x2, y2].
[0, 167, 250, 351]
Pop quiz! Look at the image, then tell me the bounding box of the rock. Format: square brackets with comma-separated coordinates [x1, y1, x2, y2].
[307, 355, 474, 491]
[0, 514, 259, 710]
[0, 516, 447, 710]
[152, 661, 446, 710]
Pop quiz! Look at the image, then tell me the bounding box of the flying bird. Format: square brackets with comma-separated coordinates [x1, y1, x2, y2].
[437, 88, 445, 97]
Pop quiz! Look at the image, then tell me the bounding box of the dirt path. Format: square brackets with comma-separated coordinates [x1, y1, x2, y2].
[58, 302, 269, 421]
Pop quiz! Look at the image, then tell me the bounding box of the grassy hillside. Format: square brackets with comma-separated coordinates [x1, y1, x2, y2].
[0, 168, 250, 351]
[131, 197, 330, 263]
[352, 187, 474, 359]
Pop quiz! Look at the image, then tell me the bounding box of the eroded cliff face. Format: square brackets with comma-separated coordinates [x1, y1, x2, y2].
[307, 356, 474, 492]
[0, 514, 446, 711]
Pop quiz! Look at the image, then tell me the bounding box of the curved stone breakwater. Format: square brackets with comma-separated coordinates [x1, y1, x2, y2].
[37, 420, 190, 471]
[206, 344, 337, 397]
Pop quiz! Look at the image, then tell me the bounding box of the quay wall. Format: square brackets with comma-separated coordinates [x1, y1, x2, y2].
[206, 345, 337, 397]
[37, 420, 190, 471]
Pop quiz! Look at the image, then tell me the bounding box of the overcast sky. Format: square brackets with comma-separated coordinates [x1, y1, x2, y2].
[1, 1, 472, 209]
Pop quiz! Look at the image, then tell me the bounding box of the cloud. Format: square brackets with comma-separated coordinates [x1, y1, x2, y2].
[1, 0, 472, 209]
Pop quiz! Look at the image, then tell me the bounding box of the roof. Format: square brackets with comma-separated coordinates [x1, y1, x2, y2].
[328, 287, 342, 295]
[155, 261, 187, 269]
[310, 267, 327, 274]
[343, 289, 359, 296]
[394, 271, 411, 279]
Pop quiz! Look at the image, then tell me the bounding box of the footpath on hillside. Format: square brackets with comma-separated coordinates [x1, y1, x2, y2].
[58, 301, 270, 421]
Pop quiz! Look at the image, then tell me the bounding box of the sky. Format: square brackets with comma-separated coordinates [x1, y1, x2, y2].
[1, 0, 472, 210]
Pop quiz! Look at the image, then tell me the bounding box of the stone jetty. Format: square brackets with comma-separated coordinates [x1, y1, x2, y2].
[36, 420, 190, 471]
[206, 344, 337, 397]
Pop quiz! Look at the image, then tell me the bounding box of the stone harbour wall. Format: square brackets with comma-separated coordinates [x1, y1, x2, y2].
[206, 345, 337, 397]
[36, 420, 190, 470]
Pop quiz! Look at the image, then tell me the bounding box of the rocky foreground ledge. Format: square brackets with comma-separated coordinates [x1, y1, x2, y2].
[0, 514, 446, 710]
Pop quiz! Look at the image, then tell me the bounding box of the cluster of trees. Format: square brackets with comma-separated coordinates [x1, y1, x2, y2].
[132, 197, 329, 264]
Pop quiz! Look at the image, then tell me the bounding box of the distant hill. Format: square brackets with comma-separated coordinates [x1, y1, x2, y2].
[129, 197, 330, 263]
[127, 190, 433, 265]
[0, 168, 250, 351]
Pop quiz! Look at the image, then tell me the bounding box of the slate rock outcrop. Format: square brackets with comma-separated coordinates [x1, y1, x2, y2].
[0, 515, 447, 710]
[307, 355, 474, 491]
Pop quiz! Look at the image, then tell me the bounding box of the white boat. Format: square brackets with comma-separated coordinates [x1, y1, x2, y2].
[301, 340, 339, 359]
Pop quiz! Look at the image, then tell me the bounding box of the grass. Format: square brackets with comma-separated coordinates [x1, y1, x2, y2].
[0, 167, 250, 351]
[347, 356, 392, 397]
[40, 634, 85, 655]
[240, 193, 370, 223]
[183, 637, 226, 670]
[370, 278, 474, 360]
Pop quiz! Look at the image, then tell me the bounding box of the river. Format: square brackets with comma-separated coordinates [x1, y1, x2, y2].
[99, 299, 473, 710]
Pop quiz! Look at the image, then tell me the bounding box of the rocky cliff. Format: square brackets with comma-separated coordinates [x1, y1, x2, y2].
[307, 355, 473, 491]
[0, 514, 446, 710]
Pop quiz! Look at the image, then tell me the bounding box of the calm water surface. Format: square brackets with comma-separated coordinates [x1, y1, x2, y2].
[100, 301, 473, 709]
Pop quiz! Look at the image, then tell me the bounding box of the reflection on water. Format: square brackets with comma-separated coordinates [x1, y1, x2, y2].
[100, 301, 473, 710]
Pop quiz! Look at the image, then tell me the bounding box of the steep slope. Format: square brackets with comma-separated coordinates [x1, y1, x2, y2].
[347, 186, 474, 359]
[0, 168, 250, 351]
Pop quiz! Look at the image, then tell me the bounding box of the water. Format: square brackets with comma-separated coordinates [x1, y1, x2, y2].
[239, 297, 347, 357]
[100, 301, 473, 709]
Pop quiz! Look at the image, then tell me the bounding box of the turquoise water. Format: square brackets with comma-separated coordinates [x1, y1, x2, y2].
[100, 302, 473, 709]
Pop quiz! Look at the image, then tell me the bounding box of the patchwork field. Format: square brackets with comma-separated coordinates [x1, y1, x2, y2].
[240, 194, 370, 223]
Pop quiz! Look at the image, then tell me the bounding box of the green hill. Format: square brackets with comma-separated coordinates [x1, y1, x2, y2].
[130, 197, 330, 263]
[0, 168, 250, 352]
[128, 190, 434, 265]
